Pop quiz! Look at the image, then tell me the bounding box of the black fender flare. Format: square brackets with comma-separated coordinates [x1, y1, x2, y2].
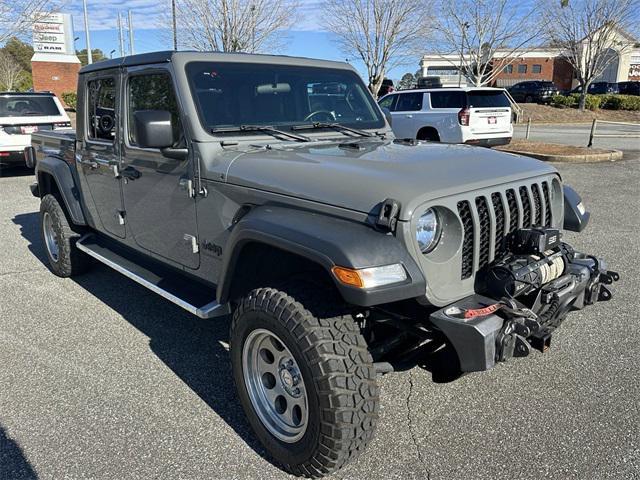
[217, 206, 426, 307]
[36, 156, 87, 226]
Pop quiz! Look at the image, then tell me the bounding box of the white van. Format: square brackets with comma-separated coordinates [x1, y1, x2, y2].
[0, 92, 71, 168]
[378, 87, 512, 146]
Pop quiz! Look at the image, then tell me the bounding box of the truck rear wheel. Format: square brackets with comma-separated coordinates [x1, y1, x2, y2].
[230, 287, 379, 477]
[40, 194, 90, 277]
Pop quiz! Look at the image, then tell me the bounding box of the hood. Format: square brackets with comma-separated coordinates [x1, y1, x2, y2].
[224, 140, 557, 221]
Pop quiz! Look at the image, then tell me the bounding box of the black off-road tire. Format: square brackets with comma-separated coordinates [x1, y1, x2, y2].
[39, 194, 91, 277]
[230, 287, 379, 478]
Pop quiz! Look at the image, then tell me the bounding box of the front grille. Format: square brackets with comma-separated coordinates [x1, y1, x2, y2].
[531, 184, 542, 226]
[491, 193, 507, 260]
[475, 197, 491, 269]
[542, 183, 552, 227]
[458, 180, 554, 280]
[457, 201, 474, 280]
[519, 186, 532, 227]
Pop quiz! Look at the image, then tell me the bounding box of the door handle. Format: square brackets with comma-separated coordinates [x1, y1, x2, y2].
[405, 114, 413, 118]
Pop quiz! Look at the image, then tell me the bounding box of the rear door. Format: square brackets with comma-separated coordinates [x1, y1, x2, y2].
[389, 92, 424, 139]
[76, 72, 126, 238]
[466, 90, 512, 135]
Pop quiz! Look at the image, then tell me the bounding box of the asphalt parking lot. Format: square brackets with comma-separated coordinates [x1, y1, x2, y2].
[1, 156, 639, 480]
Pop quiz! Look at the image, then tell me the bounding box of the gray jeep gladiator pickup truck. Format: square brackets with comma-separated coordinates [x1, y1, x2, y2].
[28, 51, 618, 477]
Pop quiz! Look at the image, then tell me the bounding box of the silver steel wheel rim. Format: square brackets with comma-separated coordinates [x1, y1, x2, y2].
[43, 212, 59, 262]
[242, 328, 309, 443]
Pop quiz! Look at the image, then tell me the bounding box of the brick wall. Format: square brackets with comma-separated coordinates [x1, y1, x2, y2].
[492, 57, 556, 87]
[31, 61, 80, 107]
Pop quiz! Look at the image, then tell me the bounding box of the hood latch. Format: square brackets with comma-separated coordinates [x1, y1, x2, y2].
[375, 198, 400, 232]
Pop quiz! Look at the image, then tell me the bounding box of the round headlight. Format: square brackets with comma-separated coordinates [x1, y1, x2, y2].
[416, 208, 442, 254]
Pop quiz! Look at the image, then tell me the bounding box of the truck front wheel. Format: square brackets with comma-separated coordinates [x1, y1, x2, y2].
[40, 194, 90, 277]
[230, 287, 379, 477]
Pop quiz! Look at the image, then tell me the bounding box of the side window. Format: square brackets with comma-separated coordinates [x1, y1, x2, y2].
[378, 94, 397, 111]
[128, 73, 182, 147]
[395, 92, 423, 112]
[87, 77, 116, 142]
[430, 91, 466, 109]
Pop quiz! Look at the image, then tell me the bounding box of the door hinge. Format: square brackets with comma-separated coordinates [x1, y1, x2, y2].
[184, 234, 199, 254]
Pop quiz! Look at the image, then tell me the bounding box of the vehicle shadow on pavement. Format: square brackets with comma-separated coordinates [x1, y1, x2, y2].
[0, 425, 39, 480]
[12, 212, 272, 466]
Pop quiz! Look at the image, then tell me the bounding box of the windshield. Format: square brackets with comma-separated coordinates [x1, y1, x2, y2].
[467, 91, 510, 108]
[0, 95, 62, 117]
[186, 62, 385, 133]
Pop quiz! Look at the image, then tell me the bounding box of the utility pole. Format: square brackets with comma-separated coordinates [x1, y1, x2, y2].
[118, 12, 125, 57]
[128, 10, 135, 55]
[171, 0, 178, 50]
[82, 0, 92, 64]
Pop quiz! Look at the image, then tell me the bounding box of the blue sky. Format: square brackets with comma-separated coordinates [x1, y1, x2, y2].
[65, 0, 419, 81]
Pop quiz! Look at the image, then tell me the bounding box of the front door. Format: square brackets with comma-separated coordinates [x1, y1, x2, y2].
[120, 68, 200, 269]
[77, 73, 125, 238]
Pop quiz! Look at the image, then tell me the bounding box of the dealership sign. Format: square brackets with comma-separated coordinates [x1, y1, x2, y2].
[32, 13, 75, 55]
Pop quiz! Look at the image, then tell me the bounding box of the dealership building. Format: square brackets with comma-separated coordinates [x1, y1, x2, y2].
[420, 30, 640, 89]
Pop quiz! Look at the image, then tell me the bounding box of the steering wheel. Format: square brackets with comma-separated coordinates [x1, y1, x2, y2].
[98, 114, 115, 134]
[303, 110, 336, 122]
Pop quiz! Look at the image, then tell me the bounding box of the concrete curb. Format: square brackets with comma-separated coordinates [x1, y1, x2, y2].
[498, 148, 624, 163]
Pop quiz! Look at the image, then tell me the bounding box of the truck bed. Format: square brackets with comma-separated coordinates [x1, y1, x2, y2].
[31, 129, 77, 165]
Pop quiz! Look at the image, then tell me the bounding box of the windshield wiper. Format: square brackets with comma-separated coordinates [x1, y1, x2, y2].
[291, 122, 375, 138]
[211, 125, 311, 142]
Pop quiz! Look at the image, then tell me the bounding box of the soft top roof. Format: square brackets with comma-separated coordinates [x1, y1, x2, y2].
[79, 50, 353, 75]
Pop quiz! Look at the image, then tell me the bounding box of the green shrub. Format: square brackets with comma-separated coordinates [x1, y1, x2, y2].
[550, 94, 576, 108]
[550, 92, 640, 111]
[583, 94, 602, 111]
[61, 91, 77, 110]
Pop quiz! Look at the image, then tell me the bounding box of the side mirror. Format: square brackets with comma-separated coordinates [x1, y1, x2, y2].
[381, 107, 392, 127]
[563, 185, 590, 232]
[134, 110, 175, 149]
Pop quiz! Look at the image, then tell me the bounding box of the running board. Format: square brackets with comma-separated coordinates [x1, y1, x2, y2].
[76, 235, 229, 319]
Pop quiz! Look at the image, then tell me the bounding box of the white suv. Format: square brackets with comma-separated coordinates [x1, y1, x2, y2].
[378, 87, 513, 147]
[0, 92, 71, 168]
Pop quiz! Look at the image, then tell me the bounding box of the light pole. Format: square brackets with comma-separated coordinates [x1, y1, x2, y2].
[128, 10, 135, 55]
[458, 21, 469, 87]
[82, 0, 92, 64]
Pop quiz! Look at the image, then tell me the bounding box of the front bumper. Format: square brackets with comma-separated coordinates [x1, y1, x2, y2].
[429, 245, 619, 372]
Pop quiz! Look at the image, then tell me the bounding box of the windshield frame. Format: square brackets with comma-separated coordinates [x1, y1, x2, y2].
[184, 61, 386, 138]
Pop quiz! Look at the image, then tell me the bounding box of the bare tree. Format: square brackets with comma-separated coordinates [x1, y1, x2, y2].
[325, 0, 431, 96]
[171, 0, 298, 53]
[0, 51, 26, 91]
[0, 0, 54, 45]
[431, 0, 544, 87]
[543, 0, 639, 110]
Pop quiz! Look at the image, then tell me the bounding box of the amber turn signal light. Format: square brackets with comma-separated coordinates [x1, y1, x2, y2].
[331, 266, 364, 288]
